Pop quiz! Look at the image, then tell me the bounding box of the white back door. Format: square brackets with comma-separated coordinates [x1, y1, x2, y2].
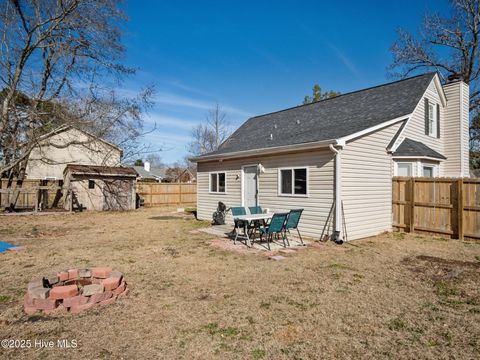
[243, 166, 258, 207]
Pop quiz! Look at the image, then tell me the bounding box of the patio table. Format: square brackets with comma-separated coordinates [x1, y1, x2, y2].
[232, 213, 273, 247]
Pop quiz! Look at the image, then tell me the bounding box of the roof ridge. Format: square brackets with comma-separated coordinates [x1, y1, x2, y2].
[248, 72, 437, 120]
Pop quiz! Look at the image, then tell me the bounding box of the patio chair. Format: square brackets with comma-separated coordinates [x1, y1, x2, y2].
[248, 206, 263, 214]
[230, 207, 250, 244]
[285, 209, 304, 245]
[259, 212, 289, 250]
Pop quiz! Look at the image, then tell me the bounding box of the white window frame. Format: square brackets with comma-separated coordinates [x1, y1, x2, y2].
[421, 164, 437, 177]
[395, 162, 413, 177]
[428, 102, 437, 137]
[209, 171, 227, 194]
[277, 167, 309, 197]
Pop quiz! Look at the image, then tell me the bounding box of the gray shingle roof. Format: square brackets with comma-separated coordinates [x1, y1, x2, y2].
[133, 166, 167, 180]
[197, 72, 436, 159]
[393, 138, 446, 160]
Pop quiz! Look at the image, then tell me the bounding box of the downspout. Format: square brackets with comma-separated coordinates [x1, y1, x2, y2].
[329, 143, 344, 243]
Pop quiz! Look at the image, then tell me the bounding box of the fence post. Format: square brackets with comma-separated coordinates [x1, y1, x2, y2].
[149, 183, 153, 207]
[409, 177, 415, 233]
[178, 184, 182, 205]
[457, 178, 464, 240]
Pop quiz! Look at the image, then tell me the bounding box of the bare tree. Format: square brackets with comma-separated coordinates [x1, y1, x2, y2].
[0, 0, 153, 182]
[145, 153, 164, 168]
[389, 0, 480, 167]
[188, 103, 231, 156]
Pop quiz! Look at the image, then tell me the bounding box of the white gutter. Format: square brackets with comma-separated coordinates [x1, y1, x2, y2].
[329, 143, 343, 240]
[192, 139, 337, 162]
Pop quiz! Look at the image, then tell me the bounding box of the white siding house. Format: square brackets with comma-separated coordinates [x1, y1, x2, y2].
[26, 127, 122, 180]
[193, 73, 470, 241]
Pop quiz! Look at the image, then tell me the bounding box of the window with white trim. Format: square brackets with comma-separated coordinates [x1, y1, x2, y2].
[279, 168, 307, 195]
[210, 172, 226, 193]
[428, 103, 436, 137]
[422, 165, 434, 177]
[396, 162, 412, 176]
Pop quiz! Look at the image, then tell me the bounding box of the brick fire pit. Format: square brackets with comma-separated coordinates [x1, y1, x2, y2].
[24, 267, 128, 315]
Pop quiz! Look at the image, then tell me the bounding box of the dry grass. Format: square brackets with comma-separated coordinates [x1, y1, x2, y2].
[0, 208, 479, 359]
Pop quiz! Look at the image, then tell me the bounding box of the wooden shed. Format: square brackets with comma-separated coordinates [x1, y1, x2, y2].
[63, 165, 137, 211]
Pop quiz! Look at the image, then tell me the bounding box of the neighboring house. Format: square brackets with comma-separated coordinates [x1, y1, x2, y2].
[64, 165, 137, 211]
[192, 73, 469, 241]
[165, 167, 197, 183]
[133, 162, 169, 182]
[26, 126, 122, 180]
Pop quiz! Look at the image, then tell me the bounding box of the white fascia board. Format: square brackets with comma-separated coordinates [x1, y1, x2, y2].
[337, 115, 411, 144]
[192, 139, 337, 162]
[392, 155, 445, 162]
[433, 73, 447, 107]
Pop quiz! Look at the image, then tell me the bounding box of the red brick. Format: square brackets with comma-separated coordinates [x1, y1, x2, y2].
[24, 306, 38, 315]
[57, 271, 69, 282]
[68, 269, 79, 280]
[102, 277, 120, 291]
[63, 295, 89, 308]
[33, 298, 57, 310]
[88, 291, 112, 304]
[49, 285, 78, 299]
[117, 288, 129, 299]
[98, 296, 116, 306]
[113, 281, 126, 295]
[43, 304, 67, 315]
[70, 302, 96, 314]
[92, 267, 112, 279]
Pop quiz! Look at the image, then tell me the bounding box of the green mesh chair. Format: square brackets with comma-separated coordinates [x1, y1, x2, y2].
[259, 212, 289, 249]
[248, 206, 263, 214]
[285, 209, 304, 245]
[230, 207, 252, 244]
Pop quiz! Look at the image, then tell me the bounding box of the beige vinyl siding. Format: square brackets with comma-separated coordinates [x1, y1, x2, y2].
[443, 82, 462, 176]
[197, 149, 334, 239]
[342, 122, 402, 240]
[461, 82, 470, 176]
[442, 81, 470, 177]
[26, 128, 121, 180]
[396, 79, 445, 175]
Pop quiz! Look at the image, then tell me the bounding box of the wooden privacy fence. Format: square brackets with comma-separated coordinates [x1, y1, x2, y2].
[392, 177, 480, 240]
[0, 179, 64, 210]
[136, 183, 196, 207]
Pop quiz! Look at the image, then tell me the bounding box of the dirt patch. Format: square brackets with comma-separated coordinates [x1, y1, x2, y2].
[402, 254, 480, 281]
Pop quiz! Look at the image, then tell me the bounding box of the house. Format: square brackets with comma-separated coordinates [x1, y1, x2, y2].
[192, 73, 469, 241]
[165, 167, 197, 183]
[133, 162, 169, 182]
[64, 165, 137, 211]
[26, 126, 122, 180]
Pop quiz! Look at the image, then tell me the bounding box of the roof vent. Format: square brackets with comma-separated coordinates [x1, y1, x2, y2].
[296, 119, 300, 125]
[270, 133, 273, 140]
[274, 124, 277, 129]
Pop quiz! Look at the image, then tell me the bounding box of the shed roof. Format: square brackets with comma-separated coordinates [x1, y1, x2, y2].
[393, 138, 446, 160]
[195, 72, 437, 160]
[64, 164, 137, 177]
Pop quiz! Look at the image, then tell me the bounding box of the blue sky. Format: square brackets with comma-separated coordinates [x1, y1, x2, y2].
[120, 0, 450, 164]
